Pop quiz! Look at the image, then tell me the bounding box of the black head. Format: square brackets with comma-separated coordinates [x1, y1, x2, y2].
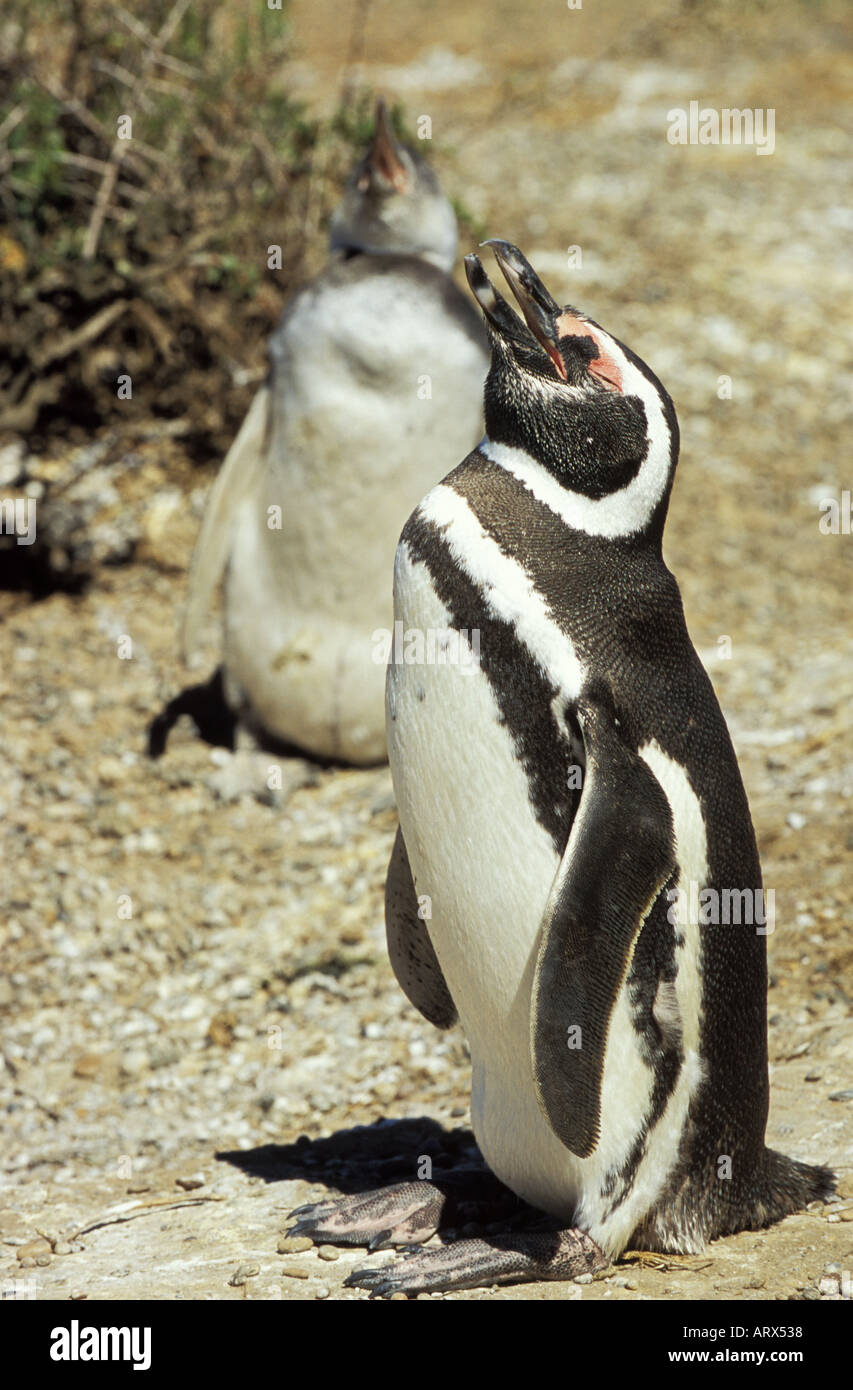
[465, 241, 679, 539]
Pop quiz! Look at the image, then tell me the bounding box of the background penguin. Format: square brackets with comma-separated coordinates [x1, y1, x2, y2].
[179, 99, 488, 764]
[286, 240, 834, 1295]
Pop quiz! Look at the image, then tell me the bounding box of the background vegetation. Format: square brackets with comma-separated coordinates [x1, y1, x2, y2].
[0, 0, 383, 455]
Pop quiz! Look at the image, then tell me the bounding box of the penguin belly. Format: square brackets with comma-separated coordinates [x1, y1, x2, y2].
[222, 267, 486, 764]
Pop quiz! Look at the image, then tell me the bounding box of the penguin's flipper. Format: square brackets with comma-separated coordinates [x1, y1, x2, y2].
[385, 825, 457, 1030]
[530, 692, 676, 1160]
[181, 383, 271, 664]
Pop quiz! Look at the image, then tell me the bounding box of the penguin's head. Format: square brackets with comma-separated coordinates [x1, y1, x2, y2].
[329, 98, 458, 272]
[465, 241, 679, 537]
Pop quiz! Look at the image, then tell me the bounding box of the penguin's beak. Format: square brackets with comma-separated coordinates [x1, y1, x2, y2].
[464, 254, 536, 348]
[361, 97, 409, 193]
[481, 240, 568, 381]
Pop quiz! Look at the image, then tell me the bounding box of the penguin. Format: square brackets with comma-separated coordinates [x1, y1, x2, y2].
[287, 240, 834, 1295]
[179, 99, 488, 764]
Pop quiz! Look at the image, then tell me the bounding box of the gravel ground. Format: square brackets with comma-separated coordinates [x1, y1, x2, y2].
[1, 0, 851, 1301]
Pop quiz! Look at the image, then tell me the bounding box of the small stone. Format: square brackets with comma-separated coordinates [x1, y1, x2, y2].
[786, 812, 807, 831]
[229, 1262, 260, 1287]
[818, 1277, 839, 1296]
[35, 1254, 51, 1266]
[315, 1285, 330, 1299]
[829, 1089, 853, 1102]
[390, 1292, 408, 1301]
[53, 1242, 73, 1256]
[208, 1012, 236, 1048]
[277, 1235, 313, 1254]
[835, 1174, 853, 1199]
[73, 1053, 103, 1079]
[96, 756, 130, 786]
[801, 1287, 820, 1300]
[280, 1264, 310, 1279]
[838, 1208, 853, 1222]
[121, 1049, 149, 1078]
[574, 1273, 593, 1285]
[17, 1238, 51, 1261]
[148, 1040, 180, 1070]
[804, 1071, 822, 1082]
[126, 1181, 151, 1194]
[317, 1246, 339, 1262]
[175, 1174, 205, 1191]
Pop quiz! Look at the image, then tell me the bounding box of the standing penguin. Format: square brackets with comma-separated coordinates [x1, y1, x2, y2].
[287, 241, 833, 1294]
[179, 99, 487, 764]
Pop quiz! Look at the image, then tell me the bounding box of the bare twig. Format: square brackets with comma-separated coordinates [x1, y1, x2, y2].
[339, 0, 373, 110]
[33, 301, 129, 370]
[0, 104, 25, 144]
[115, 6, 202, 77]
[82, 0, 192, 260]
[56, 150, 146, 195]
[70, 1193, 225, 1240]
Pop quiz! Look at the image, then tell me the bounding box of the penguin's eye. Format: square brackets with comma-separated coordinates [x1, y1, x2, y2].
[555, 314, 623, 394]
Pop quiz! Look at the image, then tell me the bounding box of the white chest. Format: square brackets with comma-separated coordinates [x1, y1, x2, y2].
[386, 532, 709, 1249]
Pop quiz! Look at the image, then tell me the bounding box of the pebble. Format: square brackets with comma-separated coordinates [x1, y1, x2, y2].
[836, 1174, 853, 1199]
[229, 1262, 260, 1287]
[277, 1235, 313, 1254]
[121, 1050, 149, 1077]
[53, 1242, 73, 1256]
[315, 1285, 330, 1299]
[818, 1277, 839, 1295]
[574, 1273, 593, 1285]
[280, 1264, 310, 1279]
[72, 1053, 104, 1079]
[317, 1245, 339, 1262]
[149, 1040, 180, 1070]
[828, 1089, 853, 1102]
[17, 1238, 51, 1260]
[839, 1209, 853, 1222]
[176, 1174, 205, 1191]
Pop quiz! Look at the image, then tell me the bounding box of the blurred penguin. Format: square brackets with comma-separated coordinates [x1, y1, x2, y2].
[180, 99, 488, 764]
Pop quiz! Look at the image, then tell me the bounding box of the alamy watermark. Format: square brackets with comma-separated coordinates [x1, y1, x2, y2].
[0, 497, 36, 545]
[667, 103, 775, 156]
[372, 621, 481, 671]
[668, 881, 775, 935]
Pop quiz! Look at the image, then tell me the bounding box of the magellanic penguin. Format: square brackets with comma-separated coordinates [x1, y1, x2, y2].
[287, 241, 834, 1295]
[180, 99, 487, 764]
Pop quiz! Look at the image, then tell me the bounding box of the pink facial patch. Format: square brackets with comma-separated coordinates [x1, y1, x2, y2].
[555, 311, 624, 392]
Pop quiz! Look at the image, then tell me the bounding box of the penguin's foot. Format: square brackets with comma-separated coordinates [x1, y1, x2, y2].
[345, 1228, 609, 1297]
[286, 1169, 524, 1251]
[287, 1181, 449, 1250]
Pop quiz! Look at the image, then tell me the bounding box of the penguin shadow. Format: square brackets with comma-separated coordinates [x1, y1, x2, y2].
[146, 664, 343, 767]
[218, 1117, 482, 1194]
[217, 1116, 538, 1235]
[147, 666, 236, 758]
